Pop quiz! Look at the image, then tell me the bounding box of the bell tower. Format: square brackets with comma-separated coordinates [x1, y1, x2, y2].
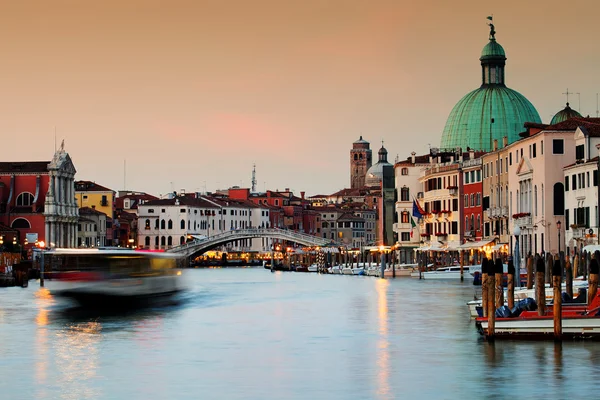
[350, 136, 372, 189]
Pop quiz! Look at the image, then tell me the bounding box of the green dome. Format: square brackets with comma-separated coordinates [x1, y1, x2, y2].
[550, 103, 582, 125]
[481, 40, 505, 59]
[440, 86, 542, 151]
[439, 22, 541, 152]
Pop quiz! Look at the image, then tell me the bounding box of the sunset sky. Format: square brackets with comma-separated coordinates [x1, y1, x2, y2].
[1, 0, 598, 197]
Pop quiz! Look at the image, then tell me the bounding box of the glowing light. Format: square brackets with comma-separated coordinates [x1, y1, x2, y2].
[38, 241, 45, 248]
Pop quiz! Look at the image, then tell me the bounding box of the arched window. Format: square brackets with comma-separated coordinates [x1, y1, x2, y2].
[553, 183, 565, 215]
[465, 217, 470, 231]
[11, 218, 31, 229]
[534, 185, 538, 216]
[180, 236, 185, 245]
[145, 236, 150, 247]
[180, 219, 185, 229]
[471, 215, 474, 232]
[476, 215, 481, 231]
[167, 236, 173, 246]
[145, 219, 150, 230]
[155, 219, 159, 229]
[161, 236, 166, 246]
[160, 219, 165, 229]
[168, 220, 173, 229]
[155, 236, 159, 247]
[400, 187, 410, 202]
[354, 154, 358, 160]
[16, 192, 34, 206]
[322, 221, 328, 228]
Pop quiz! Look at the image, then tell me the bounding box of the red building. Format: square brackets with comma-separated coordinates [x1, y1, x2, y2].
[462, 159, 483, 241]
[0, 149, 78, 250]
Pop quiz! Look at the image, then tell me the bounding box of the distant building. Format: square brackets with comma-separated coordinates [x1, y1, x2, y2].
[0, 147, 78, 250]
[75, 180, 116, 245]
[350, 136, 372, 189]
[77, 207, 107, 247]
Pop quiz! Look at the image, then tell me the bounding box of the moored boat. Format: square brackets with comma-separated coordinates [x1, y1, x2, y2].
[422, 266, 473, 280]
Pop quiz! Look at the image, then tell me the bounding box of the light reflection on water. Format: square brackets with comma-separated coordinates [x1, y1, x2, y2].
[1, 269, 600, 399]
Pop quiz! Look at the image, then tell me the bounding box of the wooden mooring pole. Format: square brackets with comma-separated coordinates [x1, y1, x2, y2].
[589, 256, 599, 304]
[565, 257, 573, 299]
[495, 258, 504, 308]
[507, 258, 515, 309]
[481, 258, 489, 318]
[553, 256, 562, 341]
[487, 263, 496, 341]
[460, 250, 464, 282]
[536, 256, 546, 316]
[527, 255, 534, 290]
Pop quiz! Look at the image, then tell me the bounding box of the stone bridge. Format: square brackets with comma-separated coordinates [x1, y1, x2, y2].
[167, 228, 335, 259]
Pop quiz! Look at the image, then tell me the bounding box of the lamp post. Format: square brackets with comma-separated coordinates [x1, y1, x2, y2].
[597, 144, 600, 245]
[514, 225, 521, 288]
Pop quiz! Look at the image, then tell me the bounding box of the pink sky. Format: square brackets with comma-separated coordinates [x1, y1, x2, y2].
[1, 0, 598, 196]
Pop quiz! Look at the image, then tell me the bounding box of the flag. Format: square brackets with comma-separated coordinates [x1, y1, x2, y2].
[412, 198, 425, 218]
[487, 16, 493, 21]
[410, 217, 417, 238]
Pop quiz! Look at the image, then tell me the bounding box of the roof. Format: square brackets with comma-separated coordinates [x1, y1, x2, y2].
[0, 161, 49, 174]
[480, 39, 505, 59]
[543, 117, 600, 137]
[115, 193, 158, 209]
[79, 207, 107, 217]
[143, 197, 218, 208]
[75, 180, 114, 193]
[563, 156, 599, 169]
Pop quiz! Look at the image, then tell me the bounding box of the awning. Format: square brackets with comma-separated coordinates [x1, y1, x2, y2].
[319, 247, 339, 254]
[457, 239, 495, 250]
[582, 244, 600, 254]
[492, 243, 509, 251]
[415, 242, 446, 252]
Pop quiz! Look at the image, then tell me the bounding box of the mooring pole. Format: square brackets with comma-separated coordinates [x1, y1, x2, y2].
[40, 250, 45, 288]
[536, 257, 546, 316]
[553, 256, 562, 341]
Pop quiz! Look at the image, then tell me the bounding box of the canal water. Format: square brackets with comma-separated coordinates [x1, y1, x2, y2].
[1, 268, 599, 399]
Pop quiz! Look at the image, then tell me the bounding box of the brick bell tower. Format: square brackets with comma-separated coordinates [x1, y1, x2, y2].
[350, 136, 372, 189]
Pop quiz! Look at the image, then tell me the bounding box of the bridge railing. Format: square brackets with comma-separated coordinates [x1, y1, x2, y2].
[168, 228, 334, 254]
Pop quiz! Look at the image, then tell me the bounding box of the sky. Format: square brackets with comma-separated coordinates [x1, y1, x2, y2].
[1, 0, 599, 197]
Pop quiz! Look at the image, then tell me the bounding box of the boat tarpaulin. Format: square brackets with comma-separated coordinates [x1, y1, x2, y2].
[582, 244, 600, 254]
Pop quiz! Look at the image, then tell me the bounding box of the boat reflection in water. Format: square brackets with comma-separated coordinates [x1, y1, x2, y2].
[44, 249, 186, 308]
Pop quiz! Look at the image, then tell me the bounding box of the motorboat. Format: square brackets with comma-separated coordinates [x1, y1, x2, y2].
[422, 266, 473, 280]
[43, 248, 185, 307]
[307, 264, 318, 273]
[476, 291, 600, 340]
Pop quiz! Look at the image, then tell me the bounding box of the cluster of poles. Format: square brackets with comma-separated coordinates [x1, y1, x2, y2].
[481, 248, 600, 341]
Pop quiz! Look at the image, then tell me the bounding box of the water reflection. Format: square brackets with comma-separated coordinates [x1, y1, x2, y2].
[34, 288, 54, 398]
[375, 279, 390, 398]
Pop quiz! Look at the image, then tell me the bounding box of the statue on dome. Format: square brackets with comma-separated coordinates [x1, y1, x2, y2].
[487, 16, 496, 40]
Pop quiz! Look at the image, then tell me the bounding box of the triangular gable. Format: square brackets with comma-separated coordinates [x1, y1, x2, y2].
[575, 126, 587, 140]
[515, 156, 533, 176]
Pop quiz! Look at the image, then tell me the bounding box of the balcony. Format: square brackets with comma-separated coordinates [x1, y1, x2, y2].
[447, 186, 458, 196]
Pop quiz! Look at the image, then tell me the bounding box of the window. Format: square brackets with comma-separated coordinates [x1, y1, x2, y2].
[576, 144, 585, 160]
[180, 219, 185, 229]
[401, 212, 409, 223]
[533, 143, 537, 158]
[161, 236, 166, 246]
[572, 175, 576, 191]
[167, 236, 173, 246]
[180, 208, 186, 213]
[11, 218, 30, 229]
[401, 168, 409, 175]
[16, 192, 34, 206]
[509, 152, 512, 166]
[553, 183, 565, 216]
[565, 176, 569, 192]
[155, 236, 159, 247]
[401, 232, 410, 241]
[145, 237, 150, 247]
[145, 219, 150, 230]
[168, 220, 173, 229]
[161, 219, 165, 229]
[553, 139, 564, 154]
[400, 187, 410, 202]
[464, 195, 469, 207]
[595, 170, 598, 187]
[148, 209, 155, 213]
[465, 172, 470, 184]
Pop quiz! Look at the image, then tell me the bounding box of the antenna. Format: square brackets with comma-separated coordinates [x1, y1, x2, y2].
[123, 159, 126, 190]
[576, 92, 581, 112]
[251, 164, 257, 193]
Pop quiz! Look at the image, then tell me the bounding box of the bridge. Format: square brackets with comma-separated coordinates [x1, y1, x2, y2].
[167, 228, 335, 259]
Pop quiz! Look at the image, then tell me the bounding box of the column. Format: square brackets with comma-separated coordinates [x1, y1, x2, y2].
[45, 222, 49, 248]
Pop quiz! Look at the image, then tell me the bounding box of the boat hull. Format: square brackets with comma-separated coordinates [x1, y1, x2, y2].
[477, 316, 600, 340]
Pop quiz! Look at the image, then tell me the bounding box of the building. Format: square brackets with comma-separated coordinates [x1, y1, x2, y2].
[439, 20, 541, 151]
[350, 136, 372, 189]
[75, 180, 116, 245]
[115, 191, 158, 216]
[551, 103, 582, 125]
[0, 147, 78, 250]
[462, 157, 483, 242]
[77, 207, 107, 247]
[394, 152, 431, 263]
[481, 138, 510, 246]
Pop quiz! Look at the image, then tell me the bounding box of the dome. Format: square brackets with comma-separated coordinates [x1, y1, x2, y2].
[365, 145, 392, 186]
[441, 86, 541, 151]
[480, 41, 505, 59]
[439, 22, 541, 151]
[550, 103, 582, 125]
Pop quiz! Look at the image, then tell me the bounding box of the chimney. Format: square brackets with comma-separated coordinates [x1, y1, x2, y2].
[469, 149, 475, 160]
[493, 139, 498, 151]
[502, 136, 508, 148]
[300, 191, 305, 200]
[411, 151, 416, 164]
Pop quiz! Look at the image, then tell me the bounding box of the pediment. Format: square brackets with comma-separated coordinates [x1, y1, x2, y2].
[516, 156, 533, 176]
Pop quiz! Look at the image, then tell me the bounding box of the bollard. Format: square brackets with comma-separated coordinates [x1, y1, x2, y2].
[392, 250, 396, 278]
[507, 259, 515, 309]
[481, 258, 489, 318]
[553, 256, 562, 341]
[487, 266, 496, 341]
[460, 250, 464, 282]
[536, 257, 546, 316]
[589, 257, 599, 304]
[494, 258, 504, 308]
[565, 257, 573, 299]
[527, 255, 534, 290]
